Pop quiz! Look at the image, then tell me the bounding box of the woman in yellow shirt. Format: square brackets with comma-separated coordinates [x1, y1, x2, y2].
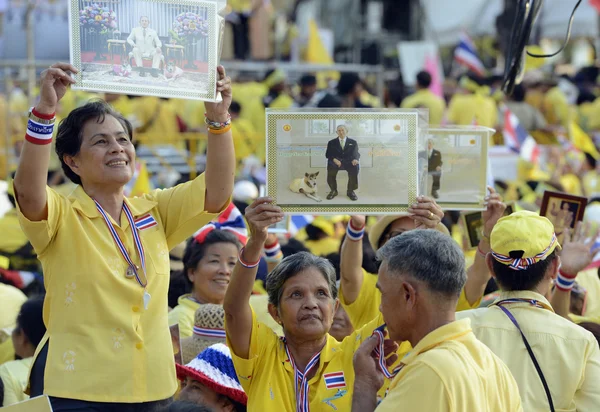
[12, 63, 235, 411]
[224, 198, 388, 411]
[168, 230, 241, 338]
[0, 296, 46, 406]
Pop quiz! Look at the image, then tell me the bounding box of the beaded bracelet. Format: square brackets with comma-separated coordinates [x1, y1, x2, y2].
[238, 247, 260, 269]
[205, 113, 231, 130]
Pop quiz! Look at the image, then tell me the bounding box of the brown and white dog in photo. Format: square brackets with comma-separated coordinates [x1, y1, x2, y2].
[289, 171, 322, 202]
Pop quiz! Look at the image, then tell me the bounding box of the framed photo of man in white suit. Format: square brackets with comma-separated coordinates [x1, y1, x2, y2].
[69, 0, 227, 101]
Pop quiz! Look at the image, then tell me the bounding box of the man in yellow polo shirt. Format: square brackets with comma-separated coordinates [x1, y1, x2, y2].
[457, 211, 600, 411]
[352, 230, 522, 411]
[401, 71, 446, 125]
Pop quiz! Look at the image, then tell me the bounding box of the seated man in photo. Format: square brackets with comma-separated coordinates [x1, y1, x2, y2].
[127, 16, 162, 78]
[326, 125, 360, 201]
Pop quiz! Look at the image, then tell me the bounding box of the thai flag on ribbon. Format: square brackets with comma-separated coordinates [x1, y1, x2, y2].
[502, 105, 540, 164]
[194, 203, 248, 245]
[134, 213, 158, 231]
[324, 372, 346, 389]
[288, 215, 314, 237]
[453, 32, 486, 76]
[193, 326, 227, 338]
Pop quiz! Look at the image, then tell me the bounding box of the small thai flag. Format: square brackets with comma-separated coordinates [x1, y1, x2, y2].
[324, 372, 346, 389]
[502, 105, 540, 164]
[453, 32, 486, 76]
[135, 213, 158, 231]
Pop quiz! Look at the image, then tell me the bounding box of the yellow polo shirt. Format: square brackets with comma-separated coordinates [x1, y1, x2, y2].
[16, 174, 225, 403]
[401, 89, 446, 126]
[227, 308, 406, 411]
[339, 269, 482, 331]
[457, 291, 600, 411]
[0, 357, 33, 405]
[447, 94, 497, 128]
[377, 318, 522, 411]
[570, 267, 600, 323]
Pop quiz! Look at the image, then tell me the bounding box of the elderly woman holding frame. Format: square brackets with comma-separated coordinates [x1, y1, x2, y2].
[13, 62, 235, 411]
[224, 197, 398, 412]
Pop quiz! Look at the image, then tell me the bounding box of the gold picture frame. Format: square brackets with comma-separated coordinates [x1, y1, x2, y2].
[422, 127, 492, 210]
[69, 0, 222, 101]
[266, 109, 421, 214]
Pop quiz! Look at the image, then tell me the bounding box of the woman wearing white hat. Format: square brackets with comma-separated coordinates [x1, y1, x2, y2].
[339, 189, 506, 330]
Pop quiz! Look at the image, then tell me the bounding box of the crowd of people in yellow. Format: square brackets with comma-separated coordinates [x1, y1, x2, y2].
[2, 58, 600, 411]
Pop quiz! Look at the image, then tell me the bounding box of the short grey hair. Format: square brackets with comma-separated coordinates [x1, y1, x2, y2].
[266, 252, 338, 307]
[377, 230, 466, 297]
[337, 124, 349, 133]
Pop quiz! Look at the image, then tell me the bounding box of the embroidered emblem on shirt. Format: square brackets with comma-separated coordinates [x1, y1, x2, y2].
[324, 371, 346, 389]
[112, 328, 125, 350]
[134, 214, 157, 231]
[322, 389, 348, 410]
[64, 282, 77, 306]
[63, 350, 76, 372]
[107, 256, 124, 277]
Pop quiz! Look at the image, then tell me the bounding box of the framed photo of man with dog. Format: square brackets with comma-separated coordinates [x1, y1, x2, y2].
[419, 126, 492, 210]
[265, 109, 424, 214]
[68, 0, 226, 101]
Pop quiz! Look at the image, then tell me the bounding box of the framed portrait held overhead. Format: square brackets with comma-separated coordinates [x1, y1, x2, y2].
[539, 191, 587, 244]
[68, 0, 226, 101]
[265, 109, 426, 215]
[461, 205, 514, 249]
[420, 126, 493, 211]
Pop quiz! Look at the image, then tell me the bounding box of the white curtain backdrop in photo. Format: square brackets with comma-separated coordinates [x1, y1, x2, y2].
[79, 0, 210, 59]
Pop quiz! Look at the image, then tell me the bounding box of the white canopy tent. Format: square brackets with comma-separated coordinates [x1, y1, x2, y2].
[422, 0, 599, 46]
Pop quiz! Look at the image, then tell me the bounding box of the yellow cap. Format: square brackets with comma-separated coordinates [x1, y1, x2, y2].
[309, 216, 335, 237]
[490, 211, 560, 270]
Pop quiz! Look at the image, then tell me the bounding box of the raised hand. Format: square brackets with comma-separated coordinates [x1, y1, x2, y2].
[482, 186, 506, 238]
[560, 222, 599, 276]
[205, 65, 232, 123]
[37, 62, 78, 114]
[408, 195, 444, 229]
[244, 197, 284, 242]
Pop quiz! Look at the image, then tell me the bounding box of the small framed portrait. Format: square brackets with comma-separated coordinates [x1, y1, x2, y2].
[462, 211, 484, 249]
[462, 205, 514, 249]
[266, 109, 423, 214]
[540, 191, 587, 243]
[169, 324, 183, 365]
[419, 126, 492, 210]
[69, 0, 224, 101]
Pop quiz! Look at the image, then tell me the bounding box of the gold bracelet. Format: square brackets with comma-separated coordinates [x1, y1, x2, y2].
[208, 124, 232, 135]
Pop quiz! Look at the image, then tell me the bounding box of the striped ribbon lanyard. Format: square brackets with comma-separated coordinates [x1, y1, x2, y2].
[284, 343, 322, 412]
[94, 199, 151, 310]
[372, 327, 403, 380]
[496, 298, 545, 309]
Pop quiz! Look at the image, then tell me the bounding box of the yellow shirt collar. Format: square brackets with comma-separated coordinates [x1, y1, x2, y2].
[69, 185, 157, 219]
[278, 334, 342, 373]
[400, 318, 472, 366]
[492, 290, 554, 312]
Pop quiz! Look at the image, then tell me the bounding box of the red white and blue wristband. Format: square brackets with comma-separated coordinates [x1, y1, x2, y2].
[25, 108, 55, 145]
[556, 268, 577, 292]
[346, 221, 365, 242]
[264, 239, 283, 262]
[238, 247, 260, 269]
